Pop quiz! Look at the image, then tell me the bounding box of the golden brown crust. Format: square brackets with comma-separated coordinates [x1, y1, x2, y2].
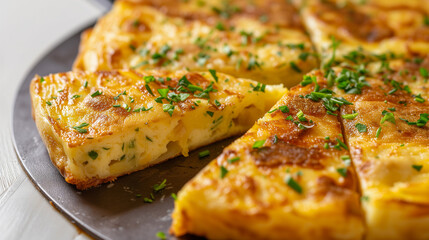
[73, 0, 318, 86]
[121, 0, 303, 29]
[302, 0, 429, 66]
[171, 72, 364, 239]
[31, 69, 286, 190]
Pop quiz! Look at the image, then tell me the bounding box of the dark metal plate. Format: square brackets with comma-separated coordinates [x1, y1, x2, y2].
[11, 24, 235, 240]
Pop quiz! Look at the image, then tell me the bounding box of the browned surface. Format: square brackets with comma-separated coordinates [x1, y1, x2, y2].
[311, 0, 394, 42]
[121, 0, 303, 29]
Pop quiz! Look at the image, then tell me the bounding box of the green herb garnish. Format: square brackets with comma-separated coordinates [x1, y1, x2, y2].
[153, 179, 167, 192]
[285, 175, 302, 194]
[337, 168, 348, 177]
[90, 90, 102, 97]
[88, 150, 98, 160]
[342, 112, 358, 120]
[252, 139, 266, 149]
[209, 69, 219, 82]
[199, 150, 210, 158]
[355, 123, 367, 133]
[412, 165, 423, 172]
[227, 157, 240, 164]
[220, 166, 228, 179]
[72, 123, 89, 133]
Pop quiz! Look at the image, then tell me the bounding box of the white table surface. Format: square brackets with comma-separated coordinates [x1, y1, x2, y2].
[0, 1, 104, 239]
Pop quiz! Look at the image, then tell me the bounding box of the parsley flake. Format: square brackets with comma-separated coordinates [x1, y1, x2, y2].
[252, 139, 266, 149]
[153, 179, 167, 192]
[198, 150, 210, 158]
[72, 123, 89, 133]
[342, 112, 358, 120]
[88, 150, 98, 160]
[337, 168, 348, 177]
[220, 166, 228, 179]
[227, 157, 240, 164]
[285, 175, 302, 194]
[412, 165, 423, 172]
[91, 90, 102, 97]
[355, 123, 367, 133]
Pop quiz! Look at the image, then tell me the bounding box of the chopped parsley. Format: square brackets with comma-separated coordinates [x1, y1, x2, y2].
[90, 90, 102, 97]
[220, 166, 228, 179]
[214, 100, 221, 107]
[72, 123, 89, 133]
[400, 113, 429, 127]
[196, 52, 210, 66]
[171, 193, 178, 201]
[336, 168, 348, 177]
[156, 231, 167, 240]
[145, 84, 155, 96]
[268, 108, 277, 113]
[279, 105, 289, 113]
[247, 57, 261, 70]
[285, 175, 302, 194]
[412, 164, 423, 172]
[301, 75, 315, 86]
[341, 155, 351, 167]
[299, 52, 310, 61]
[88, 150, 98, 160]
[420, 67, 428, 79]
[342, 112, 358, 120]
[290, 61, 302, 73]
[286, 43, 305, 50]
[355, 123, 367, 133]
[380, 110, 395, 124]
[209, 69, 219, 82]
[250, 82, 266, 92]
[40, 77, 45, 83]
[168, 92, 190, 102]
[227, 157, 240, 164]
[206, 111, 214, 117]
[252, 139, 266, 149]
[424, 15, 429, 26]
[375, 127, 382, 138]
[335, 138, 349, 150]
[46, 101, 52, 106]
[163, 103, 175, 116]
[335, 68, 370, 94]
[133, 106, 153, 112]
[153, 179, 167, 192]
[414, 94, 425, 103]
[198, 150, 210, 158]
[71, 94, 81, 99]
[114, 90, 127, 100]
[215, 22, 226, 31]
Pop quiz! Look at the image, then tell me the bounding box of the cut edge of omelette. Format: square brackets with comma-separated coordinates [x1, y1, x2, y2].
[30, 69, 286, 189]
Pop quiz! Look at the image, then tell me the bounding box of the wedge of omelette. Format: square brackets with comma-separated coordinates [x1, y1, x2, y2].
[328, 64, 429, 239]
[300, 0, 429, 67]
[171, 73, 364, 239]
[30, 69, 285, 189]
[73, 0, 318, 86]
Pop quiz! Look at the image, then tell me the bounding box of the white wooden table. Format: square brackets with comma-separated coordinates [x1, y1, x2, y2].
[0, 1, 103, 239]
